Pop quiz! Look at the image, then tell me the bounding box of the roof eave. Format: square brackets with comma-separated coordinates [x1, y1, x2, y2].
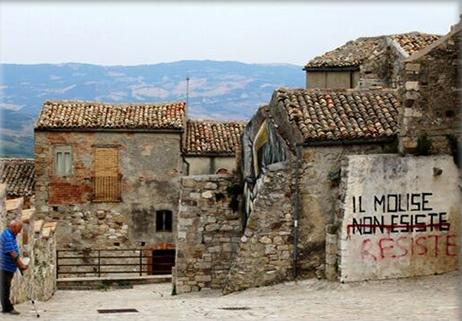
[183, 152, 236, 157]
[34, 128, 184, 133]
[303, 65, 360, 72]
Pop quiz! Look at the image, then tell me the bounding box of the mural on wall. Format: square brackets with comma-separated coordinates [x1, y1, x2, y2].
[240, 119, 288, 221]
[340, 155, 460, 282]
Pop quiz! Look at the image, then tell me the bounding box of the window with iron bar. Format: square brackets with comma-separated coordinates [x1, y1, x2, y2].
[156, 210, 172, 232]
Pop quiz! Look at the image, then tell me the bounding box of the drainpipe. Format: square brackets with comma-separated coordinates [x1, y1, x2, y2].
[293, 143, 301, 279]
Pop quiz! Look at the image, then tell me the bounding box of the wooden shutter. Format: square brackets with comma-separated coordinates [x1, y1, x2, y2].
[95, 148, 118, 177]
[94, 148, 120, 202]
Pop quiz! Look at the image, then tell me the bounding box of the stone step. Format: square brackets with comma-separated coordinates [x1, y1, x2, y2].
[57, 275, 172, 290]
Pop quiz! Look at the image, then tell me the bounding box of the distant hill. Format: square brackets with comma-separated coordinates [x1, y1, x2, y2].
[0, 60, 304, 157]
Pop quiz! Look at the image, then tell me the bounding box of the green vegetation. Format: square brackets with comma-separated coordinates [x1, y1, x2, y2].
[416, 134, 432, 156]
[446, 134, 460, 167]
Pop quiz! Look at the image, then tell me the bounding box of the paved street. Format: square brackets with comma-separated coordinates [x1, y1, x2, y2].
[5, 271, 459, 320]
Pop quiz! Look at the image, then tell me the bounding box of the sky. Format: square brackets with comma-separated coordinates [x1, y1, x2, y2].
[0, 1, 459, 66]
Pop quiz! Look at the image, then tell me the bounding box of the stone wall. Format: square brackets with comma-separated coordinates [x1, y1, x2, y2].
[175, 175, 242, 294]
[175, 162, 296, 295]
[1, 192, 57, 304]
[337, 154, 460, 282]
[35, 131, 182, 250]
[0, 184, 6, 231]
[297, 142, 394, 278]
[399, 24, 460, 154]
[223, 162, 294, 294]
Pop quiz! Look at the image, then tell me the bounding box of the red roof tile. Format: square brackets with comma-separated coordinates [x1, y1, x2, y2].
[305, 33, 441, 69]
[185, 120, 247, 156]
[0, 158, 35, 197]
[275, 88, 400, 142]
[35, 100, 186, 130]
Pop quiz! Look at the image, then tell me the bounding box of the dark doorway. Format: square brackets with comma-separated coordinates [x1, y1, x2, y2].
[151, 249, 175, 275]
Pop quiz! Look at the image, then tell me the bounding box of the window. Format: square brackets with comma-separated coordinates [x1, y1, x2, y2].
[54, 146, 72, 176]
[156, 210, 172, 232]
[93, 147, 121, 202]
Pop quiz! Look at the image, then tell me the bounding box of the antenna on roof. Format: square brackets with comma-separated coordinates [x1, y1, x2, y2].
[186, 74, 190, 118]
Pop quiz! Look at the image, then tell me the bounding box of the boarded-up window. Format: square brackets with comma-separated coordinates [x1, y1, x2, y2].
[93, 148, 121, 202]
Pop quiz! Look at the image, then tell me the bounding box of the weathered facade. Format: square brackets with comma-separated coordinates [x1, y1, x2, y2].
[337, 154, 460, 282]
[183, 120, 246, 175]
[34, 101, 186, 253]
[304, 33, 441, 90]
[399, 22, 460, 155]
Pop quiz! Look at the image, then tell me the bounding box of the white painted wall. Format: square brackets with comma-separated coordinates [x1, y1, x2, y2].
[186, 156, 237, 176]
[339, 154, 460, 282]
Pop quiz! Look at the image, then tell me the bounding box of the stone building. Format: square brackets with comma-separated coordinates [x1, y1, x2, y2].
[0, 158, 35, 208]
[304, 32, 440, 90]
[34, 100, 186, 263]
[398, 21, 460, 155]
[183, 120, 246, 175]
[176, 83, 460, 293]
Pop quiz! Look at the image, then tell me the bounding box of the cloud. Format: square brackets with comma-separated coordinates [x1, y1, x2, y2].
[0, 103, 24, 111]
[96, 91, 128, 101]
[45, 84, 76, 94]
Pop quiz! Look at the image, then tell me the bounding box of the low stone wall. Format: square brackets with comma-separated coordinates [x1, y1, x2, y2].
[2, 194, 57, 304]
[175, 162, 295, 295]
[175, 175, 243, 294]
[44, 207, 130, 249]
[223, 162, 294, 294]
[0, 184, 6, 231]
[32, 231, 57, 301]
[337, 154, 460, 282]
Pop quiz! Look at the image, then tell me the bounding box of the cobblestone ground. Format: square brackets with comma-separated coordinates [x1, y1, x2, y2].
[5, 271, 460, 320]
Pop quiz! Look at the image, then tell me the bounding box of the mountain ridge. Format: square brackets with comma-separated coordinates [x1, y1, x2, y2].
[0, 60, 305, 157]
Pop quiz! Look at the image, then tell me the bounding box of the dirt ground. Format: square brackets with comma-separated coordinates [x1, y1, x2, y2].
[5, 271, 460, 320]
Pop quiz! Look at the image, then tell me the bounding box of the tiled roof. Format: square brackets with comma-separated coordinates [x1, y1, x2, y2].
[0, 158, 35, 197]
[306, 37, 383, 68]
[35, 100, 186, 130]
[185, 120, 247, 156]
[305, 33, 441, 68]
[275, 88, 400, 142]
[391, 33, 441, 56]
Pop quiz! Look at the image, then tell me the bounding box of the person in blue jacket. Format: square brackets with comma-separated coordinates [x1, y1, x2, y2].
[1, 220, 28, 315]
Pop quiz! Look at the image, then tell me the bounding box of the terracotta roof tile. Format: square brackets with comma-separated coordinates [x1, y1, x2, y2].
[185, 120, 247, 156]
[391, 33, 441, 56]
[0, 159, 35, 197]
[306, 37, 383, 68]
[275, 88, 400, 142]
[306, 33, 440, 68]
[35, 100, 186, 130]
